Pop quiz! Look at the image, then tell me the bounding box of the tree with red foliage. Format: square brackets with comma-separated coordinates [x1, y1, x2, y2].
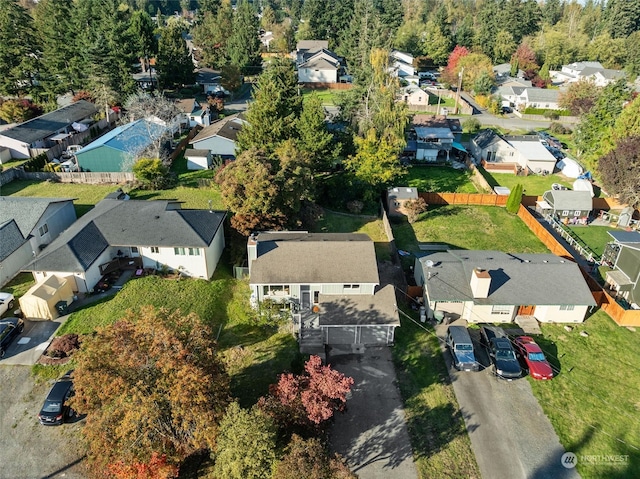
[442, 45, 470, 85]
[107, 452, 179, 479]
[598, 136, 640, 208]
[72, 91, 95, 103]
[510, 43, 539, 79]
[259, 356, 354, 432]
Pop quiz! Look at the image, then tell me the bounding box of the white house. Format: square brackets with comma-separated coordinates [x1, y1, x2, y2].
[175, 98, 212, 128]
[248, 232, 400, 352]
[0, 197, 77, 287]
[189, 113, 247, 158]
[551, 61, 626, 87]
[389, 50, 415, 78]
[519, 88, 561, 110]
[471, 130, 557, 173]
[196, 67, 222, 94]
[298, 49, 342, 84]
[184, 149, 212, 170]
[414, 250, 596, 324]
[24, 199, 227, 293]
[296, 40, 329, 65]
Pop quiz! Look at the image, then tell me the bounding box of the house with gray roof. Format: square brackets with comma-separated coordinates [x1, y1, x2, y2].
[553, 61, 626, 87]
[296, 40, 330, 65]
[519, 88, 561, 110]
[602, 231, 640, 308]
[24, 199, 226, 293]
[247, 232, 400, 352]
[387, 186, 419, 216]
[414, 250, 596, 324]
[0, 100, 98, 159]
[298, 49, 343, 84]
[189, 113, 247, 158]
[0, 197, 77, 287]
[538, 190, 593, 224]
[471, 130, 557, 173]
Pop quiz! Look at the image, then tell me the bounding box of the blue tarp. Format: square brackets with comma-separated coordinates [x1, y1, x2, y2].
[452, 141, 467, 153]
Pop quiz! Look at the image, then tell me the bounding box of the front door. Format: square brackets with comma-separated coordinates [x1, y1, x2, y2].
[518, 305, 535, 315]
[301, 286, 311, 310]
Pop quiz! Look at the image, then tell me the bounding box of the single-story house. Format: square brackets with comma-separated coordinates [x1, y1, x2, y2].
[414, 250, 596, 324]
[506, 136, 557, 173]
[399, 85, 432, 109]
[0, 100, 98, 159]
[298, 49, 342, 84]
[471, 130, 557, 173]
[387, 187, 419, 217]
[189, 113, 246, 158]
[248, 232, 400, 352]
[0, 197, 77, 287]
[493, 63, 526, 81]
[74, 119, 167, 172]
[518, 88, 561, 111]
[24, 199, 227, 293]
[537, 190, 593, 224]
[410, 115, 464, 162]
[175, 98, 212, 128]
[602, 231, 640, 306]
[196, 67, 222, 94]
[184, 149, 212, 170]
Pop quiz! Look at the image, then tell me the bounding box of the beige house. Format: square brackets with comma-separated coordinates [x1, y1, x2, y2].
[471, 130, 557, 173]
[399, 85, 432, 109]
[387, 187, 419, 217]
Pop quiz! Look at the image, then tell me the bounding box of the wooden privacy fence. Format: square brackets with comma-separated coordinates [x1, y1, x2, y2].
[517, 205, 573, 259]
[16, 170, 134, 184]
[419, 192, 508, 206]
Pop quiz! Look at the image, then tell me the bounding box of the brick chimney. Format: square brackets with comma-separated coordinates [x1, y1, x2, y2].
[470, 268, 491, 298]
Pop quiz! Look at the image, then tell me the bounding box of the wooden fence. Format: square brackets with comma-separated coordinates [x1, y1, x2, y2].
[419, 192, 508, 206]
[299, 82, 352, 90]
[517, 205, 573, 259]
[15, 170, 134, 184]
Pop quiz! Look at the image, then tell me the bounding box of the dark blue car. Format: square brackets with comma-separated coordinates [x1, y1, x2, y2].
[0, 317, 24, 358]
[480, 326, 521, 380]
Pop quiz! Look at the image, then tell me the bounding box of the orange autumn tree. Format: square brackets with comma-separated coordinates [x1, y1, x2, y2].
[72, 306, 230, 477]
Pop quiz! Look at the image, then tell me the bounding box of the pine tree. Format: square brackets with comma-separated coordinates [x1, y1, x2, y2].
[157, 21, 196, 89]
[227, 0, 262, 75]
[506, 183, 523, 214]
[0, 0, 39, 96]
[297, 94, 339, 172]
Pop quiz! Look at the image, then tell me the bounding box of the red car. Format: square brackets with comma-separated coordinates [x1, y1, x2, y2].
[513, 336, 554, 380]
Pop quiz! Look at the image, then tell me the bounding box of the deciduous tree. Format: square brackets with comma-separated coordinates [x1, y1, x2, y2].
[558, 79, 601, 116]
[71, 307, 230, 475]
[598, 136, 640, 207]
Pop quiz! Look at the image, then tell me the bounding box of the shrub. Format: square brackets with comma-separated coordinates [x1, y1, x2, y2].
[462, 117, 481, 134]
[45, 334, 81, 359]
[346, 200, 363, 214]
[506, 183, 523, 214]
[543, 110, 560, 120]
[132, 158, 170, 189]
[549, 122, 572, 135]
[405, 197, 428, 223]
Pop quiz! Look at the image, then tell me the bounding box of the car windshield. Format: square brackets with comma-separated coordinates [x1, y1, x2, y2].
[528, 352, 546, 362]
[41, 400, 62, 413]
[456, 344, 473, 351]
[496, 349, 516, 360]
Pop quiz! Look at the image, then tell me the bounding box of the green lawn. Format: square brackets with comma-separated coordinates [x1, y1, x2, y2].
[530, 311, 640, 479]
[55, 269, 300, 408]
[401, 165, 478, 193]
[313, 210, 391, 261]
[392, 205, 549, 255]
[393, 310, 480, 478]
[128, 185, 224, 210]
[300, 88, 340, 106]
[479, 169, 573, 196]
[567, 225, 616, 258]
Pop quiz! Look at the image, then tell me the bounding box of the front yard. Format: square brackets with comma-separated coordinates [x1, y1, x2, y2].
[531, 311, 640, 479]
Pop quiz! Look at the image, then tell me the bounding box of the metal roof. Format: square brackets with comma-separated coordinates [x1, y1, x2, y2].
[75, 119, 166, 156]
[608, 230, 640, 244]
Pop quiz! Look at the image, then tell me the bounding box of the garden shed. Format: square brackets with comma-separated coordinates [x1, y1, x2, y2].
[19, 275, 75, 320]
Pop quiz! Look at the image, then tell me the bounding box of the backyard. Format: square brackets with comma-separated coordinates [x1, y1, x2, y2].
[401, 165, 478, 193]
[479, 168, 574, 196]
[300, 87, 342, 106]
[530, 311, 640, 479]
[567, 225, 616, 258]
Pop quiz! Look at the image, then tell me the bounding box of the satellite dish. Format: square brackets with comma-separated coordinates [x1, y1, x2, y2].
[426, 260, 434, 268]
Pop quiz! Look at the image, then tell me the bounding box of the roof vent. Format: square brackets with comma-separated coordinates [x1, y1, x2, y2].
[543, 260, 548, 263]
[155, 215, 160, 219]
[524, 259, 530, 263]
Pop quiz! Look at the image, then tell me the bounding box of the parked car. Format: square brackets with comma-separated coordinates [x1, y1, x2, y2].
[446, 326, 479, 371]
[38, 371, 75, 426]
[513, 336, 554, 380]
[501, 106, 512, 114]
[0, 292, 15, 316]
[480, 326, 521, 379]
[0, 317, 24, 358]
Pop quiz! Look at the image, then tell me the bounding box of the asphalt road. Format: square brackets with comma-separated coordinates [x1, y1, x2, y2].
[437, 323, 581, 479]
[1, 318, 62, 366]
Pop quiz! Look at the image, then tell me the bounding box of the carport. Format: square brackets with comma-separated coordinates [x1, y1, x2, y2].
[19, 275, 75, 320]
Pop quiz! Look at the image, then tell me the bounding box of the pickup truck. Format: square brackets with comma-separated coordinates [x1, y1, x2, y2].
[480, 326, 521, 380]
[0, 292, 15, 317]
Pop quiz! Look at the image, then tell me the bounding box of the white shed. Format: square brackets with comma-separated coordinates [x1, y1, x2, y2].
[184, 149, 212, 170]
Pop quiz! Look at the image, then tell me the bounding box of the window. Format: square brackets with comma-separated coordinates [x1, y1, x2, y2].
[574, 210, 581, 216]
[174, 247, 186, 255]
[131, 246, 138, 254]
[263, 285, 290, 296]
[150, 247, 159, 254]
[38, 224, 49, 236]
[560, 305, 575, 311]
[491, 305, 511, 315]
[562, 210, 570, 216]
[343, 284, 360, 291]
[188, 248, 200, 256]
[314, 291, 319, 303]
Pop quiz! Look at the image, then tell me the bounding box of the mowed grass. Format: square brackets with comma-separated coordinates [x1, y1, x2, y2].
[480, 169, 573, 196]
[55, 270, 300, 408]
[567, 225, 616, 258]
[128, 185, 224, 210]
[530, 311, 640, 479]
[393, 205, 549, 254]
[401, 165, 478, 193]
[300, 88, 340, 106]
[393, 311, 480, 479]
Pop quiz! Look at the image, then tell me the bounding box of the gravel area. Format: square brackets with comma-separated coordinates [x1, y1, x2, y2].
[0, 365, 85, 479]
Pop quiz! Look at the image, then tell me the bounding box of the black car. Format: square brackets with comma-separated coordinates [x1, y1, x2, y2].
[0, 317, 24, 358]
[38, 371, 75, 426]
[480, 326, 521, 380]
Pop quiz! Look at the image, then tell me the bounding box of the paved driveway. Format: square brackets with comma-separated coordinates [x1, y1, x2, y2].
[328, 347, 418, 479]
[1, 319, 62, 366]
[438, 323, 580, 479]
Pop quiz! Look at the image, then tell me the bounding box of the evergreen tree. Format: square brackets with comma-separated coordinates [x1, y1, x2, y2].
[542, 0, 563, 26]
[157, 21, 195, 89]
[493, 30, 517, 64]
[0, 0, 39, 96]
[193, 0, 234, 68]
[198, 0, 221, 15]
[455, 15, 475, 49]
[606, 0, 640, 39]
[297, 94, 339, 172]
[423, 21, 452, 65]
[128, 11, 158, 62]
[506, 183, 523, 214]
[227, 0, 262, 75]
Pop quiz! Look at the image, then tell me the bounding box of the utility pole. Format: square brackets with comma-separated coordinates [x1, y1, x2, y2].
[454, 67, 464, 115]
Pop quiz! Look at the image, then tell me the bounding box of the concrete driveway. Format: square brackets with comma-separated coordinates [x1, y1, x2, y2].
[1, 318, 62, 365]
[437, 322, 580, 479]
[328, 347, 418, 479]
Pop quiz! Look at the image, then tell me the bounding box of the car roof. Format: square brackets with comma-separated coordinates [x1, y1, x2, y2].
[493, 337, 512, 348]
[46, 379, 73, 400]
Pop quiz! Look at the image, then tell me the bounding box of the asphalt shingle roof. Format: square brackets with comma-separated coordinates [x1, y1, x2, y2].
[0, 220, 28, 261]
[419, 250, 596, 306]
[190, 113, 245, 143]
[318, 284, 399, 326]
[543, 190, 593, 211]
[0, 197, 75, 237]
[250, 233, 380, 285]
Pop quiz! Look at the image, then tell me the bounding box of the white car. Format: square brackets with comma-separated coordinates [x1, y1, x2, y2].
[0, 292, 15, 316]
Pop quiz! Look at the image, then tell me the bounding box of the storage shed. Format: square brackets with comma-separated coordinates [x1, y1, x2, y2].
[19, 275, 75, 320]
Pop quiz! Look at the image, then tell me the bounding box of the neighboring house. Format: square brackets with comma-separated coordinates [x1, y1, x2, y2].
[184, 149, 212, 170]
[496, 85, 527, 106]
[602, 231, 640, 307]
[493, 63, 525, 81]
[389, 50, 415, 78]
[0, 100, 98, 159]
[399, 85, 432, 109]
[296, 40, 329, 65]
[189, 113, 247, 159]
[410, 115, 465, 162]
[518, 88, 561, 111]
[247, 232, 400, 352]
[414, 250, 596, 324]
[260, 31, 274, 51]
[0, 197, 77, 287]
[387, 187, 419, 217]
[132, 70, 158, 90]
[74, 119, 167, 172]
[536, 190, 593, 224]
[24, 199, 227, 293]
[175, 98, 212, 128]
[298, 49, 342, 84]
[551, 61, 625, 87]
[196, 67, 222, 94]
[471, 130, 557, 173]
